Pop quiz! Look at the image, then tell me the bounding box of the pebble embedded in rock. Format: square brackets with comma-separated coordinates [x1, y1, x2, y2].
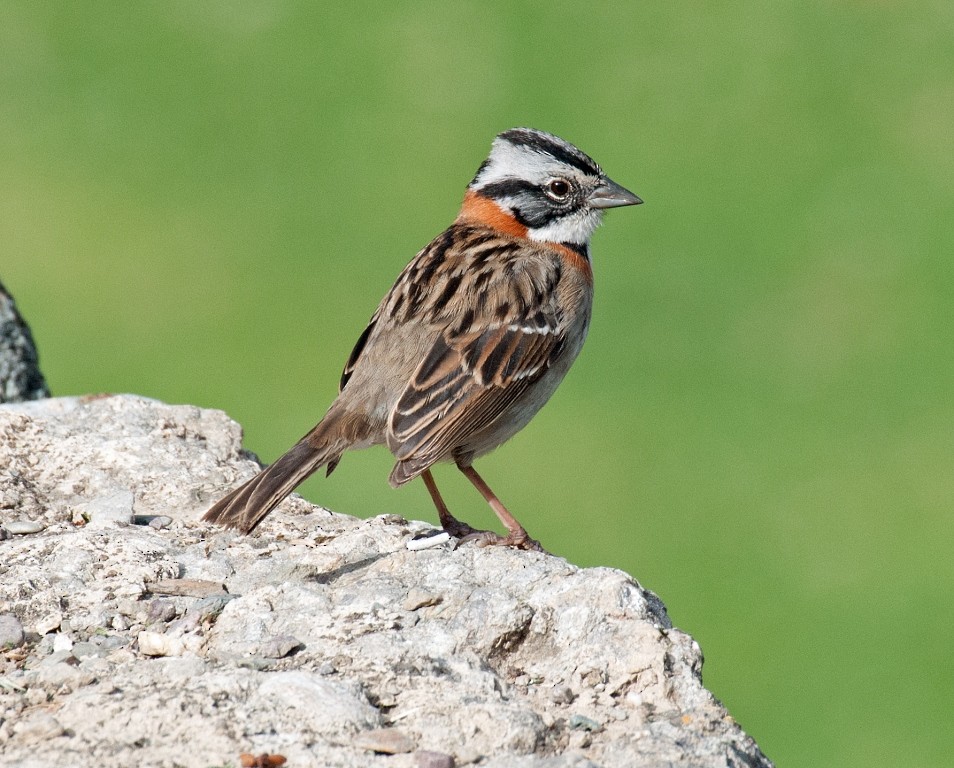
[0, 613, 25, 648]
[51, 633, 73, 653]
[258, 671, 381, 735]
[147, 599, 178, 623]
[568, 730, 592, 750]
[38, 650, 73, 667]
[30, 661, 96, 691]
[150, 578, 227, 598]
[12, 712, 64, 744]
[84, 490, 135, 526]
[403, 588, 442, 611]
[3, 519, 45, 535]
[239, 753, 287, 768]
[260, 634, 304, 659]
[569, 714, 602, 732]
[111, 614, 130, 631]
[138, 631, 185, 657]
[34, 611, 63, 635]
[354, 727, 414, 754]
[71, 641, 101, 659]
[187, 594, 234, 624]
[415, 750, 456, 768]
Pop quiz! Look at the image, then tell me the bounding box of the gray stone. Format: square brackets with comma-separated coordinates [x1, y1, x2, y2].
[70, 641, 103, 659]
[258, 634, 304, 659]
[569, 714, 602, 732]
[34, 612, 63, 635]
[354, 727, 414, 754]
[11, 712, 64, 744]
[28, 661, 96, 692]
[0, 280, 49, 403]
[0, 395, 773, 768]
[137, 631, 186, 657]
[257, 671, 381, 735]
[81, 489, 135, 527]
[51, 633, 73, 653]
[416, 751, 456, 768]
[2, 520, 45, 535]
[0, 613, 24, 648]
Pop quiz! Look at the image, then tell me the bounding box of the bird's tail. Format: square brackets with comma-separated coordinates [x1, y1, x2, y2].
[203, 411, 362, 534]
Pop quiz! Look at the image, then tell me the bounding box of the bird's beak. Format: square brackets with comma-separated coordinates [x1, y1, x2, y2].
[588, 177, 643, 209]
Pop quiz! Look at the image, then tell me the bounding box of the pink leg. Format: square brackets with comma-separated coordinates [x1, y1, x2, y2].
[456, 464, 544, 552]
[421, 469, 481, 539]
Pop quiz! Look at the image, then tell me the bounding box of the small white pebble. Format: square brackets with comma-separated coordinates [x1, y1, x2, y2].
[52, 633, 73, 653]
[138, 631, 185, 657]
[34, 612, 63, 635]
[3, 520, 45, 535]
[111, 614, 130, 631]
[406, 531, 450, 551]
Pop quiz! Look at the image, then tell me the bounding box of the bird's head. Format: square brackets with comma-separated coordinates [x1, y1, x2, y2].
[462, 127, 641, 250]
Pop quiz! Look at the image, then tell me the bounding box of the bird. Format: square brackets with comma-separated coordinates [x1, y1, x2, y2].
[203, 127, 641, 551]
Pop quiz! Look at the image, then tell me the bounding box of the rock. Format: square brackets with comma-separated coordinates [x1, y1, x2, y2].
[34, 611, 63, 635]
[0, 280, 49, 403]
[146, 599, 178, 624]
[2, 519, 45, 535]
[403, 588, 442, 611]
[150, 579, 228, 598]
[137, 631, 186, 657]
[51, 633, 73, 653]
[12, 712, 64, 744]
[79, 489, 135, 527]
[258, 634, 304, 659]
[353, 727, 415, 754]
[0, 613, 25, 648]
[257, 671, 381, 735]
[239, 753, 287, 768]
[416, 751, 456, 768]
[569, 714, 602, 732]
[0, 395, 774, 768]
[70, 641, 102, 660]
[29, 660, 96, 692]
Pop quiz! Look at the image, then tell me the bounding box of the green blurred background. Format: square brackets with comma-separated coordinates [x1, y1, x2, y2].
[3, 2, 952, 765]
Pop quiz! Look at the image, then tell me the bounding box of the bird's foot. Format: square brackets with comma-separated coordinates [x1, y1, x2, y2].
[438, 514, 483, 540]
[455, 528, 546, 553]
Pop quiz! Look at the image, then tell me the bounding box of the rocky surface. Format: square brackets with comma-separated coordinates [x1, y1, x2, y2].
[0, 281, 49, 404]
[0, 395, 773, 768]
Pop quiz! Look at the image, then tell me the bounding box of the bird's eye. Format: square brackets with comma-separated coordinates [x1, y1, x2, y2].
[545, 179, 571, 200]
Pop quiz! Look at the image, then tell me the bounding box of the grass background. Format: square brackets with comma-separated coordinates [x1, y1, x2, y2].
[3, 2, 952, 765]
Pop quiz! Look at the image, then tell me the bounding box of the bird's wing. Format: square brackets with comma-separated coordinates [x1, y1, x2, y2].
[339, 309, 379, 392]
[386, 248, 569, 483]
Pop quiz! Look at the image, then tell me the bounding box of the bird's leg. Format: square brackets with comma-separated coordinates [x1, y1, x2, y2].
[456, 464, 545, 552]
[421, 469, 482, 539]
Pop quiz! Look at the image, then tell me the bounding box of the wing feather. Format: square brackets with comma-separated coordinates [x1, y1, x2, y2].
[339, 310, 379, 392]
[338, 223, 582, 485]
[388, 316, 565, 479]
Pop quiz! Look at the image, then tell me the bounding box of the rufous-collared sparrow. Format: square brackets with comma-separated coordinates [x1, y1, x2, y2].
[204, 128, 641, 551]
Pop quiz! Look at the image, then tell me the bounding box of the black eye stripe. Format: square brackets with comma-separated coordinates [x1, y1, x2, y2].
[477, 179, 580, 229]
[478, 179, 537, 199]
[478, 178, 576, 205]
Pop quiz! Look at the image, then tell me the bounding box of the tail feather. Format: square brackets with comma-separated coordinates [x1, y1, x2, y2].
[388, 456, 428, 488]
[203, 434, 344, 534]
